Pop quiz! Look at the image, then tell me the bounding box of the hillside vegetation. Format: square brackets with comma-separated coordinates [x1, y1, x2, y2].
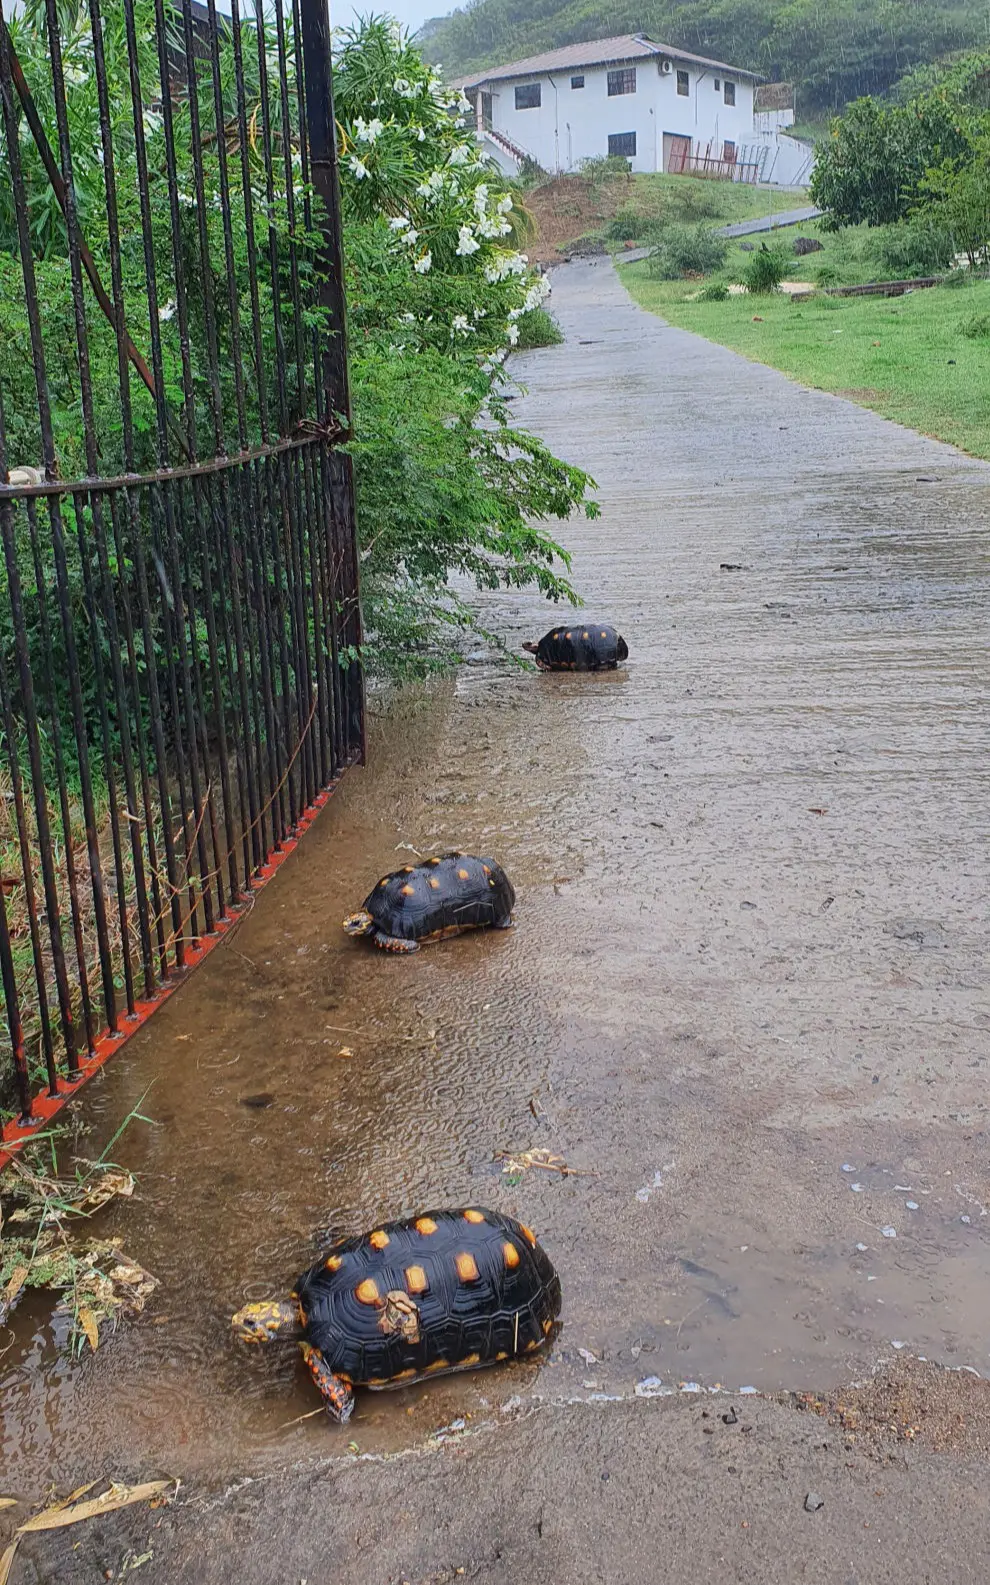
[420, 0, 988, 117]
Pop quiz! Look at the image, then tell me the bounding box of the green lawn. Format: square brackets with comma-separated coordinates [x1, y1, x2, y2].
[620, 259, 990, 459]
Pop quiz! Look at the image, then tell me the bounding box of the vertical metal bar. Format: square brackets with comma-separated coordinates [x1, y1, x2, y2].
[23, 498, 97, 1058]
[0, 853, 30, 1123]
[228, 0, 271, 444]
[88, 0, 159, 999]
[0, 633, 56, 1097]
[299, 0, 365, 762]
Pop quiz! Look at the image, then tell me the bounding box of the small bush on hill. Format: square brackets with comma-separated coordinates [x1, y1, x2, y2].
[647, 223, 729, 280]
[740, 244, 788, 293]
[815, 263, 841, 286]
[698, 280, 730, 300]
[578, 155, 632, 187]
[607, 206, 644, 241]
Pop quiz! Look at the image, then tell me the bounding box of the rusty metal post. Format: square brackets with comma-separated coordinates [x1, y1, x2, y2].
[299, 0, 366, 762]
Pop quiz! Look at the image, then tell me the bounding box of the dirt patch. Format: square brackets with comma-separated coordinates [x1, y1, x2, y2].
[525, 174, 631, 261]
[783, 1360, 990, 1461]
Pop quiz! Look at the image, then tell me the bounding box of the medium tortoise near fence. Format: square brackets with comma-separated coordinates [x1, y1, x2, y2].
[343, 853, 515, 952]
[523, 623, 628, 671]
[231, 1208, 562, 1421]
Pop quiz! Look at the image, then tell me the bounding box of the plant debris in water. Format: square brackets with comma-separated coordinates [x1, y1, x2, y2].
[0, 1121, 156, 1352]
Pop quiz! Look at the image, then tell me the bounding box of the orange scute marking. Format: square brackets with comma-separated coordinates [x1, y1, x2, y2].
[401, 883, 415, 896]
[415, 1217, 437, 1236]
[565, 631, 572, 640]
[405, 1265, 429, 1294]
[325, 1255, 343, 1272]
[425, 1358, 449, 1373]
[519, 1224, 537, 1247]
[601, 631, 607, 638]
[457, 868, 469, 880]
[369, 1230, 389, 1250]
[582, 631, 589, 639]
[482, 865, 491, 875]
[526, 1338, 540, 1351]
[463, 1209, 486, 1224]
[460, 1353, 480, 1367]
[355, 1278, 380, 1305]
[429, 878, 440, 889]
[543, 1318, 553, 1334]
[455, 1252, 480, 1282]
[503, 1241, 520, 1269]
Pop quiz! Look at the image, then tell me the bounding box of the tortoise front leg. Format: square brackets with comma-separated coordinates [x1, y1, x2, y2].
[373, 933, 420, 954]
[301, 1342, 354, 1423]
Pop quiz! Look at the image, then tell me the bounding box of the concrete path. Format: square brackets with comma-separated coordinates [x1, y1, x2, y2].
[9, 261, 990, 1582]
[718, 203, 821, 236]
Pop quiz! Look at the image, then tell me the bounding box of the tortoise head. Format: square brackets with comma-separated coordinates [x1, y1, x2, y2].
[231, 1299, 300, 1344]
[521, 641, 539, 654]
[342, 909, 375, 938]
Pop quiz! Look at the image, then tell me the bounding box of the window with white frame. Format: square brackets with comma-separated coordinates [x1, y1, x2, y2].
[676, 69, 689, 96]
[570, 74, 585, 88]
[724, 80, 736, 105]
[607, 68, 636, 96]
[514, 82, 541, 109]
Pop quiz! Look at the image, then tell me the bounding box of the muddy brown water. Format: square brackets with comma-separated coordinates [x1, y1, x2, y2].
[3, 260, 990, 1505]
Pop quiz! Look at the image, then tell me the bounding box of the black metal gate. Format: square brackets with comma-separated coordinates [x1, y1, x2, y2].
[0, 0, 363, 1155]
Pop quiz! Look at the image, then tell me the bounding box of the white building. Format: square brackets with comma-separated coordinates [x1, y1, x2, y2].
[462, 34, 814, 188]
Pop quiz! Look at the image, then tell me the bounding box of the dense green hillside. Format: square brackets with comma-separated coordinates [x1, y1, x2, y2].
[419, 0, 989, 117]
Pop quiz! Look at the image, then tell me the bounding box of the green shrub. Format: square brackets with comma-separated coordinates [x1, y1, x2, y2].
[606, 206, 644, 241]
[647, 223, 729, 280]
[961, 312, 990, 338]
[867, 218, 956, 278]
[940, 268, 974, 287]
[740, 244, 788, 294]
[578, 154, 632, 187]
[698, 280, 730, 301]
[814, 263, 841, 286]
[513, 307, 564, 347]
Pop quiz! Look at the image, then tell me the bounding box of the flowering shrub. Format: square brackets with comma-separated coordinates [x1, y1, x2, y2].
[332, 19, 595, 672]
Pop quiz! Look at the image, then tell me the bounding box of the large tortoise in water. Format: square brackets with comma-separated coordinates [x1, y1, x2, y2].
[231, 1208, 561, 1422]
[343, 852, 515, 953]
[523, 623, 628, 671]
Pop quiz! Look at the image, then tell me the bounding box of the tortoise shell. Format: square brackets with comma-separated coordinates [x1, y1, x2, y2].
[524, 624, 628, 671]
[357, 853, 514, 947]
[294, 1208, 561, 1389]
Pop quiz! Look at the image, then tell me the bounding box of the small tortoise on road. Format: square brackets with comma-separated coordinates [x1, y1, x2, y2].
[343, 852, 515, 953]
[231, 1208, 561, 1421]
[523, 623, 628, 671]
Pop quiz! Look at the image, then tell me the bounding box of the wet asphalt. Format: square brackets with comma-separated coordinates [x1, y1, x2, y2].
[4, 259, 990, 1582]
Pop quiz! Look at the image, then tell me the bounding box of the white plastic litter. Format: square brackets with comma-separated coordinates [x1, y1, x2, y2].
[881, 1226, 897, 1239]
[635, 1376, 669, 1398]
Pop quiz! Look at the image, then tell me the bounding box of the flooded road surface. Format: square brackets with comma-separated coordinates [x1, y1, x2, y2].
[3, 260, 989, 1507]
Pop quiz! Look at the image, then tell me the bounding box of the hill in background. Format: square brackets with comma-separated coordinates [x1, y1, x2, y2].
[418, 0, 989, 118]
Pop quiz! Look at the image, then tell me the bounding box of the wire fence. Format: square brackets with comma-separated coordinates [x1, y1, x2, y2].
[0, 0, 363, 1143]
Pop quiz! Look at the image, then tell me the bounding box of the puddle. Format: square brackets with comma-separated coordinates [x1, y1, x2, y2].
[2, 261, 989, 1504]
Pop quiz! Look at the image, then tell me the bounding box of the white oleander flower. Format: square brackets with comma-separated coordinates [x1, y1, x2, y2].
[354, 117, 384, 144]
[456, 225, 481, 256]
[348, 155, 370, 180]
[414, 251, 433, 273]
